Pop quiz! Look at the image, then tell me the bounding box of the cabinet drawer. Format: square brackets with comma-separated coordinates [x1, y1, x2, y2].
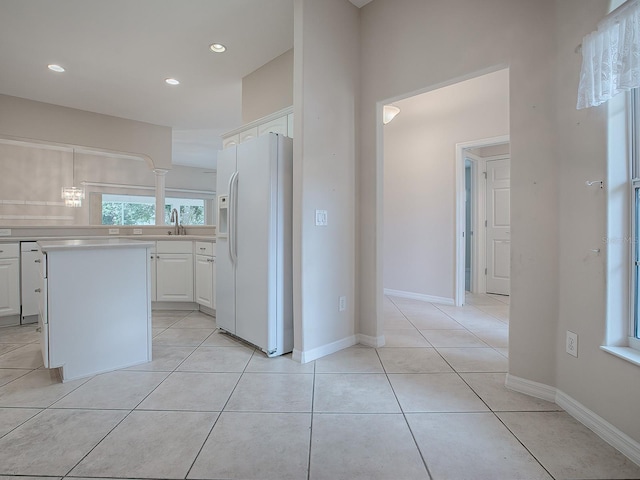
[0, 244, 19, 259]
[157, 240, 192, 254]
[195, 242, 213, 256]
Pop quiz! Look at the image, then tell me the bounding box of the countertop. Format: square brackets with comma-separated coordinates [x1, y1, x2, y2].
[38, 238, 155, 252]
[1, 235, 215, 244]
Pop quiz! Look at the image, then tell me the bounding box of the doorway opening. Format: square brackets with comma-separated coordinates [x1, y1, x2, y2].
[381, 67, 510, 311]
[456, 138, 511, 304]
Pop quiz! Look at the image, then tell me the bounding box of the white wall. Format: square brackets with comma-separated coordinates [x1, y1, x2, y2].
[358, 0, 640, 446]
[359, 0, 558, 388]
[242, 49, 294, 124]
[292, 0, 359, 360]
[0, 141, 214, 226]
[554, 0, 640, 442]
[0, 94, 172, 169]
[383, 69, 509, 301]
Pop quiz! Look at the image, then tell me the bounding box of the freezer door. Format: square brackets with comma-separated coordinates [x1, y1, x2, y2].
[215, 146, 237, 334]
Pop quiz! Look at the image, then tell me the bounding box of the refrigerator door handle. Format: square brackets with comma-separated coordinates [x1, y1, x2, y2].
[229, 171, 239, 264]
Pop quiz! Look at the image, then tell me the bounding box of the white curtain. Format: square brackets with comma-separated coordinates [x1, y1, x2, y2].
[577, 0, 640, 109]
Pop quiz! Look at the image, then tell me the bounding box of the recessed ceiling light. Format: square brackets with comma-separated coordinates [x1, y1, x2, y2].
[209, 43, 227, 53]
[48, 64, 65, 73]
[165, 78, 180, 86]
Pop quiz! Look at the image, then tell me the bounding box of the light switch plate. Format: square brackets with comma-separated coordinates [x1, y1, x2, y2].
[566, 331, 578, 357]
[339, 296, 346, 312]
[315, 209, 328, 226]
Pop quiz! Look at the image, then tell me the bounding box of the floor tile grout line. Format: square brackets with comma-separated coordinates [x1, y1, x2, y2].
[307, 359, 317, 480]
[183, 345, 256, 480]
[374, 347, 434, 480]
[61, 406, 137, 477]
[393, 294, 558, 479]
[60, 367, 177, 477]
[52, 317, 208, 479]
[491, 410, 558, 480]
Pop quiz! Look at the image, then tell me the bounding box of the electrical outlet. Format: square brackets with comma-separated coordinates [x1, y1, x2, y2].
[566, 331, 578, 357]
[339, 296, 346, 312]
[315, 209, 328, 226]
[108, 228, 120, 235]
[133, 229, 143, 235]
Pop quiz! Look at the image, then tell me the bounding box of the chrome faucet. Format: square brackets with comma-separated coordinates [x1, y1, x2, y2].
[170, 208, 179, 235]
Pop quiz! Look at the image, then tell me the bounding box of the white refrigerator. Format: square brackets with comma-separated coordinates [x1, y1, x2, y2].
[216, 133, 293, 356]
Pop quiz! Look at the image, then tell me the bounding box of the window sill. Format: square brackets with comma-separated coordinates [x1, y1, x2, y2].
[600, 345, 640, 367]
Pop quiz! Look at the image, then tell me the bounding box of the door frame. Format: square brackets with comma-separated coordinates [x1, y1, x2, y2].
[455, 135, 509, 306]
[463, 151, 484, 295]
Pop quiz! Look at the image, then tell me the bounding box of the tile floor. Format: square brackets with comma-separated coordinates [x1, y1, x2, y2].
[0, 295, 639, 479]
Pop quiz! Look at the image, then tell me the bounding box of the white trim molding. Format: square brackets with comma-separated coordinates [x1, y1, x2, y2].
[357, 333, 385, 348]
[506, 374, 640, 466]
[292, 335, 357, 364]
[505, 374, 557, 402]
[556, 390, 640, 466]
[384, 288, 454, 306]
[455, 135, 510, 305]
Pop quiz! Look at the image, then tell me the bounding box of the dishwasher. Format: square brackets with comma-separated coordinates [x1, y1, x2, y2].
[20, 241, 39, 324]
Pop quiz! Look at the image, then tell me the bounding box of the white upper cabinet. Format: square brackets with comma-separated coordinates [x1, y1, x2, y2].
[239, 127, 259, 144]
[258, 116, 288, 136]
[222, 135, 239, 149]
[221, 106, 293, 148]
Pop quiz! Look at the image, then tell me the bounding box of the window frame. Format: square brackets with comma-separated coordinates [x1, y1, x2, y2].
[630, 89, 640, 348]
[100, 193, 207, 226]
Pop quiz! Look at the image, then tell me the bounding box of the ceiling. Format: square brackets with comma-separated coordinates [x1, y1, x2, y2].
[0, 0, 296, 168]
[0, 0, 373, 169]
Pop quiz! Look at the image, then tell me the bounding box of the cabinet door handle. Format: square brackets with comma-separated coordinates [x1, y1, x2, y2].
[156, 255, 160, 259]
[34, 288, 41, 293]
[0, 250, 3, 253]
[34, 259, 41, 263]
[150, 255, 154, 259]
[199, 247, 206, 251]
[207, 258, 214, 263]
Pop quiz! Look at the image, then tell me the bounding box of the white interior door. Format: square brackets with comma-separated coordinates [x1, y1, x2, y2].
[486, 158, 510, 295]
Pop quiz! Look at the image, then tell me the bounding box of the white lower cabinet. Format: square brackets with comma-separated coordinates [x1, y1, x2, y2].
[20, 242, 40, 323]
[156, 241, 193, 302]
[195, 240, 216, 310]
[0, 244, 20, 317]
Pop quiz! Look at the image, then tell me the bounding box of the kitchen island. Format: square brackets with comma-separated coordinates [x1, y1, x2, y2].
[36, 238, 154, 382]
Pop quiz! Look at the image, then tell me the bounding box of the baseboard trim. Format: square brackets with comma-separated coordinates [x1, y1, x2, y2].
[505, 374, 557, 402]
[198, 305, 215, 317]
[357, 333, 385, 348]
[384, 288, 454, 306]
[292, 335, 357, 364]
[152, 301, 199, 311]
[506, 374, 640, 466]
[556, 390, 640, 466]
